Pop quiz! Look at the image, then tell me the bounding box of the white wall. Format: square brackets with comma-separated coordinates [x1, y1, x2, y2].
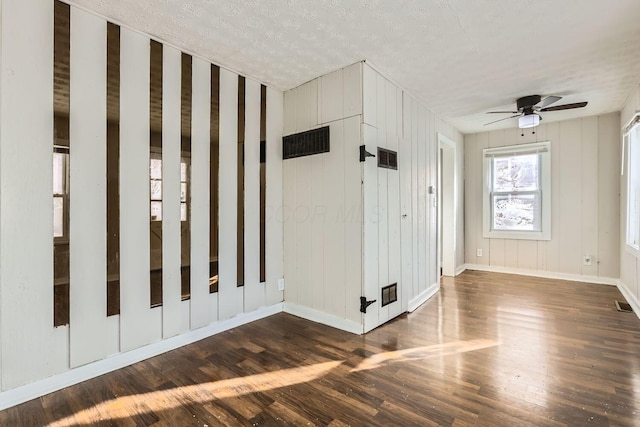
[619, 83, 640, 314]
[282, 63, 364, 334]
[464, 113, 620, 282]
[0, 0, 283, 403]
[282, 62, 464, 333]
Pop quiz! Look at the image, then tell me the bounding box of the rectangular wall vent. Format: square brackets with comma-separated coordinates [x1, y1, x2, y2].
[381, 283, 398, 307]
[283, 126, 330, 159]
[378, 148, 398, 170]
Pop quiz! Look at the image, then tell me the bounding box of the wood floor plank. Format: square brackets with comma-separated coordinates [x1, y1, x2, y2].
[1, 270, 639, 426]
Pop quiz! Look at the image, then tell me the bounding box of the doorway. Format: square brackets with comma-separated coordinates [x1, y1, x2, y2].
[438, 133, 456, 277]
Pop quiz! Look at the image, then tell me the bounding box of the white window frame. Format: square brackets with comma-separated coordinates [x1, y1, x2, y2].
[482, 141, 551, 241]
[624, 112, 640, 257]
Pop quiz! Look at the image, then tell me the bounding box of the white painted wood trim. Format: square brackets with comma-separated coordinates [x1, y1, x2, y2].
[463, 264, 618, 286]
[408, 283, 439, 312]
[0, 303, 283, 411]
[283, 303, 363, 335]
[616, 280, 640, 321]
[455, 265, 466, 276]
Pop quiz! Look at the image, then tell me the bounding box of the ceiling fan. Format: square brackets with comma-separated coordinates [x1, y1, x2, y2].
[484, 95, 588, 128]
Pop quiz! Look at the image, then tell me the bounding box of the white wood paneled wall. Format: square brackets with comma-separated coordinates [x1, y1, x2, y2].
[0, 0, 284, 397]
[283, 62, 464, 333]
[283, 63, 364, 331]
[619, 83, 640, 315]
[464, 113, 620, 281]
[0, 0, 69, 390]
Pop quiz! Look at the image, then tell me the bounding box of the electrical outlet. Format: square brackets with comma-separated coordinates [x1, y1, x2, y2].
[477, 248, 483, 257]
[277, 278, 285, 291]
[583, 254, 592, 266]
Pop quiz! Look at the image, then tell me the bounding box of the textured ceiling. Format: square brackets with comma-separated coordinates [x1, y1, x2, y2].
[67, 0, 640, 134]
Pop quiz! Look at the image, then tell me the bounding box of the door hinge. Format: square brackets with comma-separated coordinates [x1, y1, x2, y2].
[359, 145, 375, 162]
[360, 296, 377, 313]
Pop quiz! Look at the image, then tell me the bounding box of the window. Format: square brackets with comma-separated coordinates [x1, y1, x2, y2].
[53, 147, 69, 239]
[625, 113, 640, 256]
[148, 153, 189, 222]
[483, 141, 551, 240]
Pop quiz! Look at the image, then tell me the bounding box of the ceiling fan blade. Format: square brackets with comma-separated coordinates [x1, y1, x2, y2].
[484, 114, 521, 126]
[486, 111, 519, 114]
[540, 102, 588, 112]
[535, 95, 562, 109]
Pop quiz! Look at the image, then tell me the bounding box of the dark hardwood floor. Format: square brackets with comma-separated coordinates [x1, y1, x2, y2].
[2, 270, 640, 426]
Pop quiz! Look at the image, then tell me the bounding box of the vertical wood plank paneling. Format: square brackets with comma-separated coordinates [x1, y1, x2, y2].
[581, 116, 599, 277]
[504, 240, 518, 268]
[189, 57, 211, 327]
[416, 107, 427, 293]
[309, 79, 319, 128]
[243, 79, 263, 312]
[295, 157, 313, 308]
[387, 134, 401, 318]
[282, 160, 298, 304]
[343, 116, 363, 324]
[598, 113, 621, 279]
[376, 74, 386, 134]
[320, 69, 343, 124]
[1, 0, 69, 389]
[400, 119, 413, 310]
[283, 88, 295, 136]
[324, 121, 346, 318]
[396, 88, 403, 139]
[310, 156, 324, 311]
[218, 69, 242, 319]
[120, 28, 162, 351]
[363, 124, 379, 332]
[558, 120, 582, 275]
[545, 122, 561, 273]
[476, 132, 490, 266]
[160, 45, 182, 337]
[427, 111, 438, 286]
[378, 130, 389, 309]
[69, 8, 116, 367]
[464, 134, 477, 263]
[385, 80, 396, 136]
[411, 99, 419, 295]
[343, 62, 362, 118]
[517, 240, 538, 270]
[295, 82, 311, 131]
[265, 88, 284, 306]
[362, 64, 377, 127]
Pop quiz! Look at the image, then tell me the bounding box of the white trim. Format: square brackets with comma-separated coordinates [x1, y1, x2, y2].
[616, 280, 640, 321]
[438, 132, 457, 277]
[463, 264, 618, 286]
[283, 303, 363, 335]
[408, 283, 439, 312]
[455, 265, 466, 276]
[0, 303, 283, 411]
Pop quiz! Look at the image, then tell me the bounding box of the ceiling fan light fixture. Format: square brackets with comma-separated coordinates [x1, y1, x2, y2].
[519, 114, 540, 129]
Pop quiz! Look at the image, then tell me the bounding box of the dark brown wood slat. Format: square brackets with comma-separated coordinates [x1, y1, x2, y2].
[2, 270, 640, 426]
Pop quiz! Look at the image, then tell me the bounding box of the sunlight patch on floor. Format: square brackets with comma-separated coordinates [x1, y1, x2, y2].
[49, 360, 343, 426]
[351, 339, 500, 372]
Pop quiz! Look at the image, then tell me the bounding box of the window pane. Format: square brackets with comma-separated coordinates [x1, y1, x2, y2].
[150, 179, 162, 201]
[181, 202, 187, 221]
[493, 154, 539, 191]
[151, 201, 162, 221]
[493, 193, 539, 231]
[53, 152, 66, 194]
[150, 158, 162, 180]
[53, 197, 64, 237]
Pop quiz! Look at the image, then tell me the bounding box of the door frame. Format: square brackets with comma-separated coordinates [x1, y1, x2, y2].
[437, 133, 457, 277]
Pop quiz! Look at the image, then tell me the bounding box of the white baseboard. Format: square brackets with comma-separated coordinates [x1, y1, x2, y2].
[455, 265, 466, 276]
[463, 264, 618, 286]
[616, 280, 640, 320]
[0, 303, 283, 411]
[408, 283, 439, 312]
[283, 303, 363, 335]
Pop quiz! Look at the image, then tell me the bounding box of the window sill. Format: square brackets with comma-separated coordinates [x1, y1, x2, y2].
[483, 230, 550, 241]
